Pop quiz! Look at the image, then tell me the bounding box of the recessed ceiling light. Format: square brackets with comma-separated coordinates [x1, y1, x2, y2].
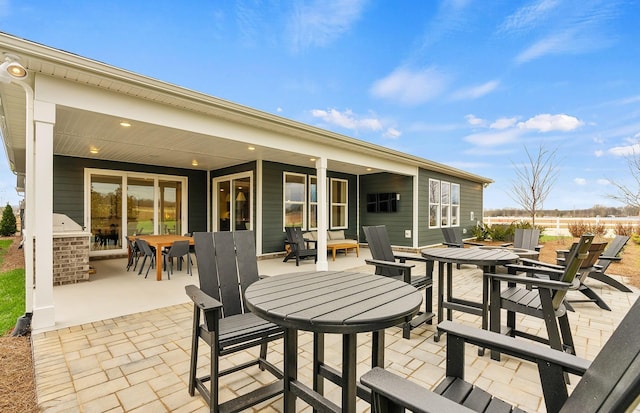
[366, 168, 372, 171]
[191, 160, 199, 166]
[248, 146, 255, 151]
[310, 158, 316, 162]
[120, 121, 131, 127]
[89, 146, 99, 154]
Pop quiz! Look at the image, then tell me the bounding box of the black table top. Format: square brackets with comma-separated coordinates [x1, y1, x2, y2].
[244, 270, 422, 334]
[420, 247, 519, 266]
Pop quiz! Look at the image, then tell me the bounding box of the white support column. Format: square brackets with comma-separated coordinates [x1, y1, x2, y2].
[315, 157, 328, 271]
[31, 100, 56, 329]
[256, 160, 263, 254]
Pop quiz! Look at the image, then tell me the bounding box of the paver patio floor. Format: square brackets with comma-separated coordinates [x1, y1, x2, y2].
[32, 256, 638, 412]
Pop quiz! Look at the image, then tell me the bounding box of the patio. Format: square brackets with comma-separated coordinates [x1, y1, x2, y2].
[31, 249, 638, 412]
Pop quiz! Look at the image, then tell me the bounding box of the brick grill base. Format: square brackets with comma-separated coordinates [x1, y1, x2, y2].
[53, 234, 90, 285]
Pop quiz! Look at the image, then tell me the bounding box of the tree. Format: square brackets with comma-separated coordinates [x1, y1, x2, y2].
[607, 151, 640, 214]
[509, 144, 559, 226]
[0, 204, 17, 236]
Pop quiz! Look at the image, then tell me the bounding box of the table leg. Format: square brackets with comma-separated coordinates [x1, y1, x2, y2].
[342, 333, 357, 412]
[371, 330, 384, 368]
[446, 262, 453, 321]
[284, 328, 298, 411]
[435, 260, 444, 342]
[156, 246, 163, 281]
[313, 332, 324, 402]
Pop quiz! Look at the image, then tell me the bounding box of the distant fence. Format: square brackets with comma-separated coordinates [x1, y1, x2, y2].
[483, 216, 640, 237]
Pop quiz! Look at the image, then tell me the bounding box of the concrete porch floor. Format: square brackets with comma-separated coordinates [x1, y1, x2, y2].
[31, 248, 639, 412]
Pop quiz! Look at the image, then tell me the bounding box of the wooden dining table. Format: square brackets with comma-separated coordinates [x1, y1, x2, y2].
[128, 235, 194, 281]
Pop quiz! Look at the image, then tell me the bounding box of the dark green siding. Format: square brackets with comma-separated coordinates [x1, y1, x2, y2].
[360, 173, 413, 247]
[53, 155, 208, 233]
[260, 161, 358, 254]
[417, 168, 483, 247]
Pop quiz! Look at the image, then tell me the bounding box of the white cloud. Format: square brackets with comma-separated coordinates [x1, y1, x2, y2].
[594, 150, 604, 157]
[597, 179, 610, 185]
[276, 107, 283, 112]
[609, 143, 640, 156]
[450, 80, 500, 101]
[517, 114, 583, 132]
[383, 128, 401, 139]
[490, 117, 518, 130]
[288, 0, 366, 51]
[499, 0, 560, 33]
[370, 66, 450, 105]
[463, 128, 523, 147]
[465, 114, 485, 126]
[574, 178, 587, 185]
[310, 108, 383, 132]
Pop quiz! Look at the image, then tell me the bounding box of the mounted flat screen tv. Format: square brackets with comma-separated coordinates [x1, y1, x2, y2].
[366, 192, 398, 213]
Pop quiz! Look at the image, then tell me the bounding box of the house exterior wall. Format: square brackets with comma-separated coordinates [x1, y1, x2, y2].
[52, 155, 208, 233]
[359, 173, 414, 247]
[417, 168, 484, 247]
[260, 161, 358, 254]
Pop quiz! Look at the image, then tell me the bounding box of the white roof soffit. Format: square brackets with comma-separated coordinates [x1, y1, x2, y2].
[0, 32, 493, 184]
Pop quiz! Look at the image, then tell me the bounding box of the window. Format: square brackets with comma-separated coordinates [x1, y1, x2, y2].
[429, 179, 460, 228]
[309, 176, 318, 229]
[428, 179, 440, 228]
[284, 173, 306, 228]
[330, 178, 348, 228]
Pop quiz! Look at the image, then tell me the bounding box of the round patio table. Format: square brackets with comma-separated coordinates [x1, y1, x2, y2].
[474, 245, 539, 260]
[245, 270, 422, 412]
[420, 247, 519, 344]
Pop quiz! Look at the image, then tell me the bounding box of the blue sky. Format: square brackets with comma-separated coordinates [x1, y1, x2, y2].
[0, 0, 639, 211]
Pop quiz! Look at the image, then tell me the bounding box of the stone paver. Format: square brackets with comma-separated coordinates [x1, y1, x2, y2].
[32, 261, 639, 412]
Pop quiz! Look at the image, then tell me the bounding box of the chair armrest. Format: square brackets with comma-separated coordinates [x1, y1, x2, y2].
[185, 284, 222, 311]
[518, 257, 565, 270]
[365, 259, 415, 284]
[506, 264, 566, 280]
[599, 255, 622, 262]
[463, 240, 484, 246]
[488, 272, 574, 290]
[437, 321, 590, 374]
[393, 252, 429, 263]
[361, 322, 590, 413]
[500, 242, 513, 247]
[442, 242, 463, 248]
[361, 367, 475, 413]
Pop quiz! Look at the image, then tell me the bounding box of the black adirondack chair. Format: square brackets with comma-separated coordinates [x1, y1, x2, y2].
[587, 235, 632, 292]
[185, 231, 284, 413]
[554, 241, 610, 310]
[441, 227, 484, 248]
[501, 228, 542, 253]
[488, 234, 594, 360]
[363, 225, 434, 339]
[441, 227, 483, 269]
[362, 296, 640, 413]
[283, 226, 317, 266]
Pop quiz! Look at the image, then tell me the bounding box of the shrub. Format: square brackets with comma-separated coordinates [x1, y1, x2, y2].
[0, 204, 17, 236]
[615, 223, 639, 236]
[568, 221, 606, 238]
[488, 224, 514, 241]
[471, 223, 490, 241]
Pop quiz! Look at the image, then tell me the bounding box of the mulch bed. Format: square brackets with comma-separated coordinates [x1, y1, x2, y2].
[0, 236, 38, 413]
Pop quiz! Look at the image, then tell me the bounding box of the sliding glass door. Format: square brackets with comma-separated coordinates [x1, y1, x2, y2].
[87, 169, 187, 254]
[213, 172, 252, 231]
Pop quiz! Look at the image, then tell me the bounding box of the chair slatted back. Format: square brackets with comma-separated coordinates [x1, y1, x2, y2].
[193, 232, 221, 302]
[231, 230, 260, 297]
[599, 235, 630, 272]
[167, 240, 190, 258]
[285, 227, 306, 251]
[212, 232, 244, 317]
[514, 228, 540, 250]
[562, 297, 640, 412]
[553, 234, 594, 308]
[363, 225, 401, 277]
[441, 227, 462, 246]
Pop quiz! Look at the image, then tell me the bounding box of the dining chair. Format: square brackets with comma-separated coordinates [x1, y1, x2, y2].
[136, 238, 156, 278]
[126, 237, 141, 272]
[162, 240, 191, 279]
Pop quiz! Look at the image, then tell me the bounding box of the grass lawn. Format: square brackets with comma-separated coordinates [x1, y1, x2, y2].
[0, 239, 24, 335]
